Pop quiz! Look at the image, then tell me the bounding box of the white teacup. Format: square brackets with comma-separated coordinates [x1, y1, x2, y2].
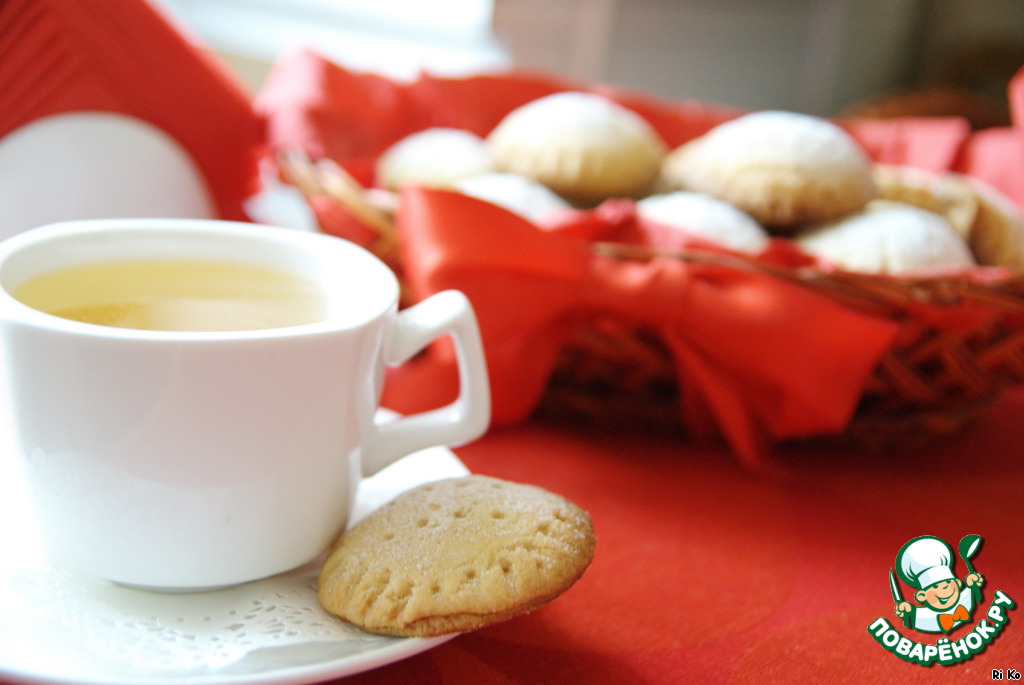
[0, 219, 490, 591]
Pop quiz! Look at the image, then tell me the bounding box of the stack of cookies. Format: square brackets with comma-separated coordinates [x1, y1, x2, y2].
[374, 94, 1024, 274]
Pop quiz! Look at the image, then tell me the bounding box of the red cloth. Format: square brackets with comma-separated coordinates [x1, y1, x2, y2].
[392, 189, 900, 466]
[338, 387, 1024, 684]
[0, 0, 263, 220]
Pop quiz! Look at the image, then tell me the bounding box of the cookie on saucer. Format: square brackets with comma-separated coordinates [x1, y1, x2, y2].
[318, 475, 595, 637]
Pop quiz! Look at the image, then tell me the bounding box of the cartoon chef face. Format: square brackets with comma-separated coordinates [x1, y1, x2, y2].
[916, 578, 964, 611]
[896, 536, 958, 595]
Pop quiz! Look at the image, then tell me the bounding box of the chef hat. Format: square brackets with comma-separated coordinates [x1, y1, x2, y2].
[897, 536, 956, 589]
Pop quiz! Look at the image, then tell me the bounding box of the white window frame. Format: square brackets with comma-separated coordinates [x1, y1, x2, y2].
[150, 0, 509, 80]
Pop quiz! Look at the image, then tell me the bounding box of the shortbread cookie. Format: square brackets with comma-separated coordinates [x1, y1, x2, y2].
[486, 92, 667, 203]
[376, 127, 496, 190]
[661, 110, 876, 229]
[637, 191, 770, 254]
[318, 476, 595, 637]
[455, 172, 571, 222]
[796, 200, 975, 274]
[872, 165, 1024, 268]
[964, 178, 1024, 269]
[872, 164, 979, 238]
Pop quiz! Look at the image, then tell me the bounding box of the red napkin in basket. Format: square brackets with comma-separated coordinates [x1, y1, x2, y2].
[0, 0, 262, 220]
[394, 189, 900, 465]
[256, 51, 1024, 465]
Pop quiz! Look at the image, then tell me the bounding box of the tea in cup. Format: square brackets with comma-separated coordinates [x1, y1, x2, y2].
[10, 257, 327, 332]
[0, 218, 490, 590]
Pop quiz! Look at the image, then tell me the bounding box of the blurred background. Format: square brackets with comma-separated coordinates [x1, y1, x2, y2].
[152, 0, 1022, 122]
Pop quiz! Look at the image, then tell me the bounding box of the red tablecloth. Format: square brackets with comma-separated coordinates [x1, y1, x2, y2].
[339, 387, 1024, 684]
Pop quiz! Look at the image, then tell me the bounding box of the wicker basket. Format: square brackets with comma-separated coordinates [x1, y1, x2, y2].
[278, 151, 1024, 450]
[560, 243, 1024, 449]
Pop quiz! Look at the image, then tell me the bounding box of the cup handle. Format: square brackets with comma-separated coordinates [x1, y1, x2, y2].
[361, 290, 490, 477]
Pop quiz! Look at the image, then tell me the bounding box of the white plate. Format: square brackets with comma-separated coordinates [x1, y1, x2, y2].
[0, 411, 469, 685]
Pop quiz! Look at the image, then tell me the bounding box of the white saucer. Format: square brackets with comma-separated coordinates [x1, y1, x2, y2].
[0, 425, 469, 684]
